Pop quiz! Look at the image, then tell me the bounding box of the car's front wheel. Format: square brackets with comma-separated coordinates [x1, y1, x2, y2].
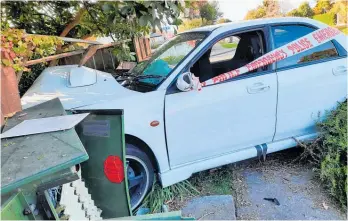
[126, 143, 154, 210]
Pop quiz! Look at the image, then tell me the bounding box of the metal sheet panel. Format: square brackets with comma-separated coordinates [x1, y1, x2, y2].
[1, 113, 89, 139]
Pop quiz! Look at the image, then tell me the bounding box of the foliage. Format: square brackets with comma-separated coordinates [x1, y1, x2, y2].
[178, 18, 203, 32]
[244, 6, 266, 20]
[262, 0, 281, 17]
[219, 42, 238, 49]
[244, 0, 281, 20]
[1, 29, 63, 73]
[287, 2, 314, 18]
[313, 0, 332, 15]
[330, 1, 347, 25]
[216, 18, 232, 24]
[199, 1, 222, 23]
[1, 1, 82, 36]
[337, 26, 348, 35]
[2, 1, 185, 38]
[313, 12, 336, 26]
[18, 62, 46, 96]
[296, 101, 347, 209]
[140, 180, 199, 213]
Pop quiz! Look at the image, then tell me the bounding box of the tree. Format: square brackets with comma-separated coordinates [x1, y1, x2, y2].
[2, 1, 185, 41]
[244, 6, 266, 20]
[313, 0, 332, 15]
[330, 0, 347, 24]
[244, 0, 281, 20]
[298, 2, 314, 17]
[178, 18, 203, 32]
[199, 1, 222, 23]
[287, 8, 301, 17]
[216, 18, 232, 24]
[263, 0, 281, 17]
[287, 2, 314, 17]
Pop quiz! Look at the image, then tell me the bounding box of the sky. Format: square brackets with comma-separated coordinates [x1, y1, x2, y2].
[218, 0, 317, 21]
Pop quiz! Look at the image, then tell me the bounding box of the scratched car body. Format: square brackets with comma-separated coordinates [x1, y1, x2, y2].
[22, 17, 347, 209]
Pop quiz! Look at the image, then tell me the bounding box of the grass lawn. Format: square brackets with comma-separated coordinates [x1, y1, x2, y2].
[219, 42, 238, 49]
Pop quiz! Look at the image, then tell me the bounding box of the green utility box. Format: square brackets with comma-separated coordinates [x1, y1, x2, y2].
[75, 110, 131, 218]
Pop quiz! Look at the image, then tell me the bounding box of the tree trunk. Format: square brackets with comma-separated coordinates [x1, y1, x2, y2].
[49, 8, 86, 67]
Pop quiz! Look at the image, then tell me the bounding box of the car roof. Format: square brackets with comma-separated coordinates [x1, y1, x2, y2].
[185, 17, 325, 33]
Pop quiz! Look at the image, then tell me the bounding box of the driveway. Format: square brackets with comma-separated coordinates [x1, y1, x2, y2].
[172, 148, 346, 220]
[231, 148, 346, 220]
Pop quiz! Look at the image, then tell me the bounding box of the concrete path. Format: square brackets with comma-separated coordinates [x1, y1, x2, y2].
[182, 195, 236, 220]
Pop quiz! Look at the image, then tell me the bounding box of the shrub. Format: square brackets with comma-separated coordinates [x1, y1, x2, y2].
[19, 63, 47, 96]
[317, 100, 347, 209]
[298, 100, 347, 209]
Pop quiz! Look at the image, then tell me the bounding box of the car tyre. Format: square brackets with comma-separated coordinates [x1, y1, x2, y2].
[126, 143, 154, 210]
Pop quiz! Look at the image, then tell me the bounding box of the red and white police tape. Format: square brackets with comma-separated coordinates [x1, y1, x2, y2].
[194, 26, 342, 89]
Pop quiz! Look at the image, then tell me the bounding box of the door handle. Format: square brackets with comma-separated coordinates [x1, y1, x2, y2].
[333, 66, 347, 76]
[247, 83, 270, 94]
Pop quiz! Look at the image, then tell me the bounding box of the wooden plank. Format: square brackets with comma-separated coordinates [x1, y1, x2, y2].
[25, 34, 103, 45]
[23, 39, 131, 67]
[24, 50, 85, 67]
[78, 39, 131, 67]
[145, 38, 151, 57]
[140, 38, 146, 60]
[133, 37, 143, 62]
[78, 46, 99, 67]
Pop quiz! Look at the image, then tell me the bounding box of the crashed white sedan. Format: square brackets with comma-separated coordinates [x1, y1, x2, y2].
[22, 17, 347, 209]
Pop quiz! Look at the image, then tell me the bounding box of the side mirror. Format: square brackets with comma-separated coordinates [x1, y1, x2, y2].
[176, 72, 195, 92]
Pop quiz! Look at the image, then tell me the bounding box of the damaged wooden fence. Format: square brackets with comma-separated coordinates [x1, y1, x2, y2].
[1, 34, 151, 126]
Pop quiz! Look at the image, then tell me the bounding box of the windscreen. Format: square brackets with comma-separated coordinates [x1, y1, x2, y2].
[131, 32, 208, 85]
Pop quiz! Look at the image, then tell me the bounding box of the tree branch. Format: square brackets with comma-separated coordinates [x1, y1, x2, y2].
[59, 8, 86, 37]
[49, 7, 86, 66]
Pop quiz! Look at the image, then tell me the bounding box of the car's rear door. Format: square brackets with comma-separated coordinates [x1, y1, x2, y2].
[272, 24, 347, 140]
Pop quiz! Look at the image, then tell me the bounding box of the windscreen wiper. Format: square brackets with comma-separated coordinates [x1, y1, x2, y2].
[121, 75, 164, 87]
[132, 75, 164, 80]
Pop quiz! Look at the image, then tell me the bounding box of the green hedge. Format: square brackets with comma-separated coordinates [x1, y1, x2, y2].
[317, 101, 347, 209]
[301, 101, 347, 209]
[313, 13, 336, 26]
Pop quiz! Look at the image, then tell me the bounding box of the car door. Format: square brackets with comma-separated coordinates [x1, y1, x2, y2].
[272, 24, 347, 140]
[164, 30, 278, 168]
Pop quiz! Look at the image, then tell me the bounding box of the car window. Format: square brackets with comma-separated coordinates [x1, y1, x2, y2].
[271, 25, 339, 69]
[210, 37, 240, 63]
[189, 31, 265, 83]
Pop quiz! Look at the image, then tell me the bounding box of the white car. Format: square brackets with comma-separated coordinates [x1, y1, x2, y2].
[22, 17, 347, 209]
